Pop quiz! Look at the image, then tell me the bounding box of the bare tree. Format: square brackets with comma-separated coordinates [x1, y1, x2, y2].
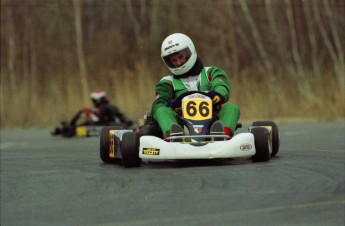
[303, 2, 322, 85]
[265, 0, 286, 67]
[73, 0, 89, 103]
[125, 0, 141, 48]
[323, 0, 344, 95]
[240, 0, 273, 73]
[226, 1, 239, 77]
[285, 0, 321, 105]
[6, 6, 17, 93]
[149, 0, 159, 48]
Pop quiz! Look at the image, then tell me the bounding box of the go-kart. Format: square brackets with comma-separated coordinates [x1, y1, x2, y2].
[75, 123, 130, 137]
[52, 122, 129, 138]
[100, 91, 280, 167]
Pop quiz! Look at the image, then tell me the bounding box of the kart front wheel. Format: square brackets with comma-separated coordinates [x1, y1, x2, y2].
[251, 127, 270, 162]
[252, 121, 280, 157]
[122, 132, 141, 167]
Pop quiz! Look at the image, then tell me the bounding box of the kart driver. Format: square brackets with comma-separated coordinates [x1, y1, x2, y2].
[151, 33, 240, 138]
[88, 90, 133, 127]
[52, 90, 133, 137]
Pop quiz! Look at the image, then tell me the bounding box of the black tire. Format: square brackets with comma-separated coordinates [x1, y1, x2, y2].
[62, 125, 76, 138]
[252, 121, 280, 157]
[122, 132, 141, 167]
[251, 127, 270, 162]
[100, 126, 119, 163]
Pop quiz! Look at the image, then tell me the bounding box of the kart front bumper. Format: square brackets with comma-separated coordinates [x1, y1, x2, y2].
[139, 133, 256, 160]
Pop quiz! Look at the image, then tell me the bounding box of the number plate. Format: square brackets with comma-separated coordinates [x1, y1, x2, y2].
[183, 99, 212, 120]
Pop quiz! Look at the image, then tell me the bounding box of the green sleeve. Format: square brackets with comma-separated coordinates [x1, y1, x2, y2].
[151, 77, 174, 118]
[208, 66, 231, 102]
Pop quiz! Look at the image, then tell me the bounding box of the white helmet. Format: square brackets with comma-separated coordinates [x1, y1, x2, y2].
[161, 33, 197, 76]
[90, 90, 107, 106]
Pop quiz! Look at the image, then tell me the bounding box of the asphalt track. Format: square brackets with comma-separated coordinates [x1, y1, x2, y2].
[1, 121, 344, 226]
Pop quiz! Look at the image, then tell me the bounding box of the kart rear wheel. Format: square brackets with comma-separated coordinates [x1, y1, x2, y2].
[251, 127, 270, 162]
[252, 121, 280, 157]
[122, 132, 141, 167]
[100, 126, 119, 163]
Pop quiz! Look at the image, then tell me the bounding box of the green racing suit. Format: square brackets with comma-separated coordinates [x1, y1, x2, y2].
[151, 66, 240, 137]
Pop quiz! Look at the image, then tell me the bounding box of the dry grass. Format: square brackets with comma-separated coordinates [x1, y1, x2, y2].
[1, 63, 344, 129]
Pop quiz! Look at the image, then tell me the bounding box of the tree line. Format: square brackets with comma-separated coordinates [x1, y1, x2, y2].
[1, 0, 344, 127]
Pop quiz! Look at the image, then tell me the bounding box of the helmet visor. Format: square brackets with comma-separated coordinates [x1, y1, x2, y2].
[163, 47, 192, 69]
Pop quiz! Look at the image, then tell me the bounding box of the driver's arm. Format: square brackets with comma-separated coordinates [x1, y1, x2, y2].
[208, 66, 231, 102]
[151, 77, 175, 119]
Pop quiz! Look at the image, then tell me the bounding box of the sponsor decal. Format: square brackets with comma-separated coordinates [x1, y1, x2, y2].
[185, 93, 209, 99]
[193, 125, 203, 134]
[164, 43, 179, 51]
[143, 148, 160, 155]
[109, 131, 116, 158]
[194, 128, 202, 134]
[240, 143, 252, 151]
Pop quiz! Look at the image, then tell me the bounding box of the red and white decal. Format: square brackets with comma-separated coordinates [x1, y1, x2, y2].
[240, 144, 252, 151]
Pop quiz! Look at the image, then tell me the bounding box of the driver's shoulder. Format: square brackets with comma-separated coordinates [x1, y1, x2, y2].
[160, 75, 173, 82]
[205, 65, 223, 72]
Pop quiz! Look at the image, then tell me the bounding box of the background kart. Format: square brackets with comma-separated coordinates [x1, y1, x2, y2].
[100, 92, 280, 167]
[54, 122, 130, 138]
[75, 123, 129, 138]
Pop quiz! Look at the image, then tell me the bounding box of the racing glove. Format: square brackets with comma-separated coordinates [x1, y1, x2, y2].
[166, 99, 182, 113]
[207, 90, 225, 105]
[83, 108, 99, 122]
[83, 107, 92, 118]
